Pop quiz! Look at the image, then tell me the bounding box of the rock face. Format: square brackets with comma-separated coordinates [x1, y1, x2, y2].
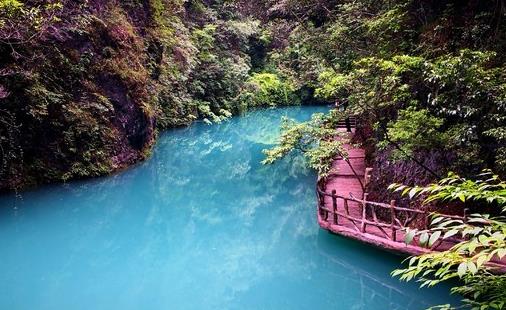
[97, 75, 155, 152]
[0, 1, 159, 191]
[0, 0, 269, 192]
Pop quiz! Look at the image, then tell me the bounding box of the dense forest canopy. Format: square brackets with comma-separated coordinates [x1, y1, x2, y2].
[0, 0, 505, 194]
[260, 0, 506, 189]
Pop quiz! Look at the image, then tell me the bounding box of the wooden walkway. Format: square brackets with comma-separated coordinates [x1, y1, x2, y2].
[316, 118, 506, 272]
[316, 123, 454, 256]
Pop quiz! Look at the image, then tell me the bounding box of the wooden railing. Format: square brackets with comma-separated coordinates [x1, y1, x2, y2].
[336, 116, 357, 133]
[316, 177, 466, 247]
[320, 114, 467, 250]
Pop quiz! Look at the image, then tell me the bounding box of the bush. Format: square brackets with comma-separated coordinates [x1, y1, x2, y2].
[240, 72, 298, 107]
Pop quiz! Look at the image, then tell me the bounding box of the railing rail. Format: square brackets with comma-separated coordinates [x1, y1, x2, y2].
[316, 176, 466, 247]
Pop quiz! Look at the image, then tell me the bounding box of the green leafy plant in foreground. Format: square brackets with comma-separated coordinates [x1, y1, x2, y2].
[389, 171, 506, 309]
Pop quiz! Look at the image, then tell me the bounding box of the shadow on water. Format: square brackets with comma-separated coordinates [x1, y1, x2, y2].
[0, 106, 460, 310]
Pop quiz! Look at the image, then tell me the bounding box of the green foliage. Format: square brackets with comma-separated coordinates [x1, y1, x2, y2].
[425, 50, 503, 120]
[241, 73, 297, 107]
[0, 2, 157, 189]
[0, 0, 22, 13]
[2, 0, 293, 189]
[316, 55, 425, 112]
[0, 0, 64, 41]
[390, 170, 506, 206]
[390, 171, 506, 309]
[315, 49, 506, 173]
[186, 17, 265, 122]
[363, 2, 413, 55]
[259, 0, 506, 183]
[192, 24, 217, 61]
[381, 107, 446, 158]
[2, 0, 506, 191]
[262, 111, 347, 176]
[197, 102, 231, 124]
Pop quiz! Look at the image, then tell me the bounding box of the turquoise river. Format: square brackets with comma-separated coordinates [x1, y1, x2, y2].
[0, 106, 458, 309]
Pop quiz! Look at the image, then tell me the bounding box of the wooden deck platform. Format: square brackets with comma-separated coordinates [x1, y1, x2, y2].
[316, 127, 452, 257]
[316, 121, 506, 272]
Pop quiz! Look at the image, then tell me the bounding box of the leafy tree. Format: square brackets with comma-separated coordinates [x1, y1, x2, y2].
[239, 72, 298, 108]
[255, 0, 506, 192]
[315, 50, 506, 175]
[262, 111, 349, 176]
[0, 0, 22, 12]
[380, 107, 446, 159]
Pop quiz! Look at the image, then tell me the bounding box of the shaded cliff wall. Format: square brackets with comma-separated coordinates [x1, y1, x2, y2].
[0, 0, 267, 191]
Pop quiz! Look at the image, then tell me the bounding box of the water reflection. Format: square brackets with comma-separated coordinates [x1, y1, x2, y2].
[0, 106, 457, 309]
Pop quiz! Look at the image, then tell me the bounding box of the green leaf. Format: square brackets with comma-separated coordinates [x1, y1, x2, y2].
[394, 185, 407, 193]
[428, 231, 441, 247]
[431, 216, 445, 225]
[387, 184, 398, 190]
[443, 229, 459, 239]
[419, 232, 429, 247]
[478, 235, 489, 245]
[467, 261, 477, 274]
[498, 248, 506, 259]
[402, 187, 411, 196]
[476, 255, 488, 267]
[408, 187, 419, 199]
[405, 229, 416, 244]
[457, 262, 467, 277]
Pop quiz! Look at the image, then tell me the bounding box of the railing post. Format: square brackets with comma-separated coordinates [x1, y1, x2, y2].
[317, 180, 329, 221]
[361, 193, 368, 233]
[318, 183, 324, 207]
[345, 117, 352, 132]
[364, 168, 373, 188]
[317, 191, 323, 219]
[332, 190, 338, 225]
[390, 200, 396, 241]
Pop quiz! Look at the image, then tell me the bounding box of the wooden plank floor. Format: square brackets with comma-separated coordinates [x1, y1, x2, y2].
[317, 128, 444, 256]
[317, 127, 506, 272]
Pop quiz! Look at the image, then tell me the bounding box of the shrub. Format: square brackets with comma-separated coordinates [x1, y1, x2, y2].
[241, 73, 298, 107]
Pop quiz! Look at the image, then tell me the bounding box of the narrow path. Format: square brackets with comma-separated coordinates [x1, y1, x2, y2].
[316, 122, 506, 272]
[316, 125, 445, 256]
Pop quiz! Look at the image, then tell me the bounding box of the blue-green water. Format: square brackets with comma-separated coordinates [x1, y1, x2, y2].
[0, 106, 457, 309]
